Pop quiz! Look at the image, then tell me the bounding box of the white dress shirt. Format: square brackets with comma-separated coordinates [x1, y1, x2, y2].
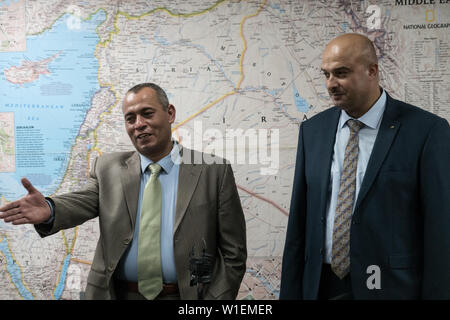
[324, 90, 386, 264]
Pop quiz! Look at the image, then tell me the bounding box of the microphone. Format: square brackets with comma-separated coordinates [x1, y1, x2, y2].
[189, 239, 213, 300]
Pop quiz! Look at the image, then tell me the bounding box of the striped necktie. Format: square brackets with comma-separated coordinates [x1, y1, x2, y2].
[331, 119, 364, 279]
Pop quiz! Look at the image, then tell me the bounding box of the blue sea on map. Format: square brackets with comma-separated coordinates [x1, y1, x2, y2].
[0, 0, 20, 7]
[0, 11, 106, 200]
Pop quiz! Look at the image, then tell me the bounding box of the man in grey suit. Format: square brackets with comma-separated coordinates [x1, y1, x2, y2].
[280, 34, 450, 299]
[0, 83, 247, 300]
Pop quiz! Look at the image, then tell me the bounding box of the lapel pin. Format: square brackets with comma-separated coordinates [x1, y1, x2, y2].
[390, 125, 395, 129]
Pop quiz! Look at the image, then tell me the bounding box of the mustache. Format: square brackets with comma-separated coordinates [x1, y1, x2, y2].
[329, 88, 345, 95]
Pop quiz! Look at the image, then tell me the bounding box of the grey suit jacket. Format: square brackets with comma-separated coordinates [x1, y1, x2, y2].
[35, 146, 247, 299]
[280, 92, 450, 299]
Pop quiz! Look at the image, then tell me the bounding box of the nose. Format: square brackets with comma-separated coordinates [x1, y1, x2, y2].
[134, 114, 147, 130]
[326, 74, 338, 91]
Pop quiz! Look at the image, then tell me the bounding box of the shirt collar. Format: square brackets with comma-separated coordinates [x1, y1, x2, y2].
[139, 140, 179, 174]
[339, 88, 386, 130]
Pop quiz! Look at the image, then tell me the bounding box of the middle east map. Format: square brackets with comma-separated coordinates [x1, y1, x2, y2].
[0, 0, 449, 299]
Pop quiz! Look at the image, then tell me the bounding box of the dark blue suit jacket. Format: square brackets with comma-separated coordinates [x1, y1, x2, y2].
[280, 92, 450, 299]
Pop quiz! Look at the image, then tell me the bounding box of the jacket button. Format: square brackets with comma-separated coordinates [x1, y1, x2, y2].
[108, 265, 114, 272]
[123, 238, 131, 245]
[319, 248, 323, 255]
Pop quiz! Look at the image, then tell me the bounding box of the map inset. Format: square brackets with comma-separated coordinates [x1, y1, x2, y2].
[0, 0, 449, 300]
[0, 112, 15, 173]
[0, 0, 26, 52]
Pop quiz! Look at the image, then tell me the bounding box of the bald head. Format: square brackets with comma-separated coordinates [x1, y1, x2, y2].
[321, 33, 381, 118]
[324, 33, 378, 67]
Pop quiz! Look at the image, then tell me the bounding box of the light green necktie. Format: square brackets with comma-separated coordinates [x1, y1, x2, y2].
[138, 163, 163, 299]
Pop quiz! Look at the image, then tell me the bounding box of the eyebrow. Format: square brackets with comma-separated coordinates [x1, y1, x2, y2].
[321, 66, 351, 73]
[124, 106, 156, 118]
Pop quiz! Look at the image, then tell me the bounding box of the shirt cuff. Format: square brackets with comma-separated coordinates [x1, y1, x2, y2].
[43, 197, 55, 224]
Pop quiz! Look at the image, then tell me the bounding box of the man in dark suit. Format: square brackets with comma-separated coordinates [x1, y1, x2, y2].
[0, 83, 247, 300]
[280, 33, 450, 299]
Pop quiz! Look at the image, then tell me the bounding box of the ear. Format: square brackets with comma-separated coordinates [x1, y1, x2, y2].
[367, 63, 379, 79]
[167, 104, 176, 124]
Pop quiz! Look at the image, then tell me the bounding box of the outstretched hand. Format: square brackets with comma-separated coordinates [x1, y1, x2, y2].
[0, 178, 51, 225]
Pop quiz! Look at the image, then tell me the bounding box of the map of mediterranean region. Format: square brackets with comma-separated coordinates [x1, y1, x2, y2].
[0, 9, 106, 299]
[0, 0, 449, 300]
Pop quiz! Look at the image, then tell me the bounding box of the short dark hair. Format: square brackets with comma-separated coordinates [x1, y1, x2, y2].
[126, 83, 170, 110]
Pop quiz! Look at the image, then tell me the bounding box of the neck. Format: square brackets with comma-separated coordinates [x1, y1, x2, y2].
[144, 140, 174, 163]
[347, 87, 381, 118]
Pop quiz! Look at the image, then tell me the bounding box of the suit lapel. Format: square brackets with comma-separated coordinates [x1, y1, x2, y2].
[354, 95, 401, 215]
[120, 152, 141, 230]
[173, 148, 203, 235]
[317, 108, 341, 218]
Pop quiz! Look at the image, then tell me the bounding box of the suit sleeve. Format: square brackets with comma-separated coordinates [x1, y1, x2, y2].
[421, 117, 450, 299]
[280, 123, 307, 299]
[211, 163, 247, 299]
[34, 157, 100, 237]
